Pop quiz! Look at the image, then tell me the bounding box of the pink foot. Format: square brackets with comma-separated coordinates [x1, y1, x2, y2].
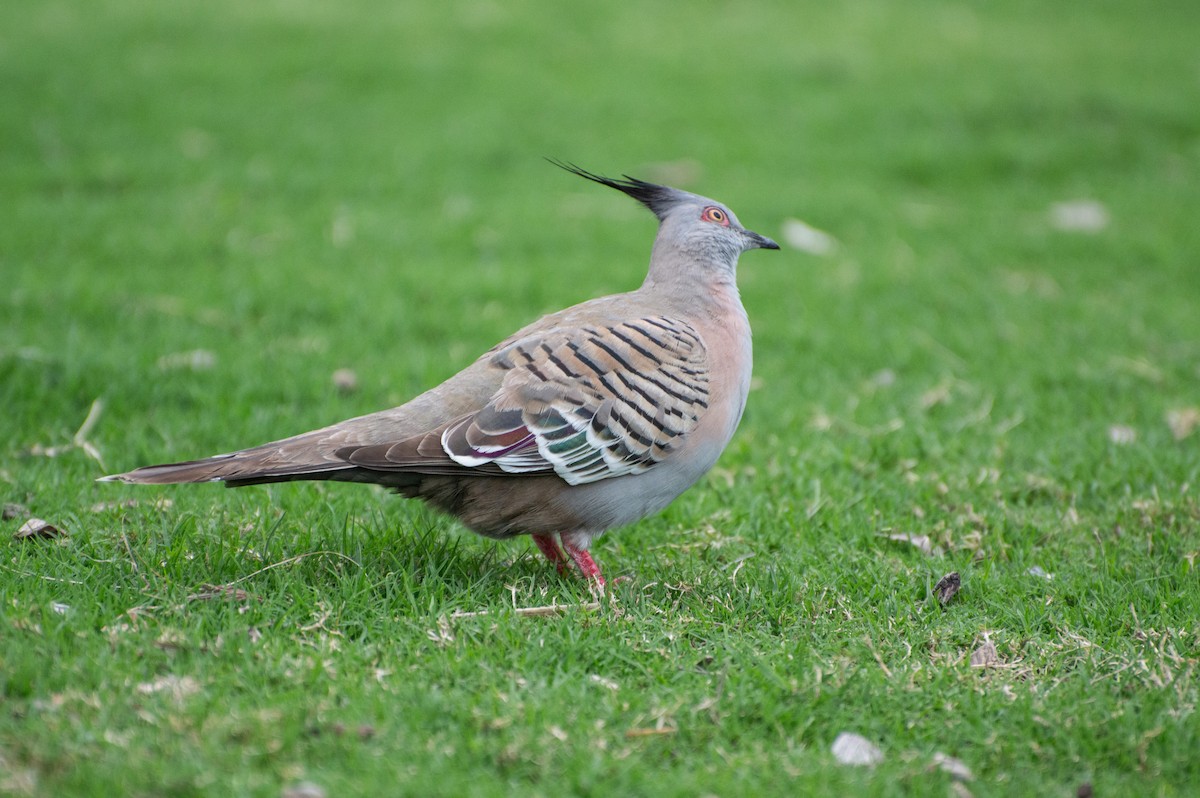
[561, 538, 605, 592]
[531, 533, 570, 575]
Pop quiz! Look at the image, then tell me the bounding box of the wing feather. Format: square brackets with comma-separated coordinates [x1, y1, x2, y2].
[337, 316, 709, 485]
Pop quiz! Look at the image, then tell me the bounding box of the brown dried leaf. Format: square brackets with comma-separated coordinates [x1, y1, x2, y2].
[886, 532, 934, 556]
[187, 583, 255, 603]
[970, 640, 1000, 668]
[1167, 408, 1200, 441]
[934, 572, 961, 605]
[13, 518, 64, 540]
[2, 502, 29, 521]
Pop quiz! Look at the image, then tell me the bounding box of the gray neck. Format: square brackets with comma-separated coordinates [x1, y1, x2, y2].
[640, 237, 740, 297]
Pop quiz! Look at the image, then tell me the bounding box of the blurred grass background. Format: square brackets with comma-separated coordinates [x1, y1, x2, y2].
[2, 0, 1198, 795]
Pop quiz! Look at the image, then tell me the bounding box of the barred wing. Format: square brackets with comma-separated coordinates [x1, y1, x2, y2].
[339, 316, 710, 485]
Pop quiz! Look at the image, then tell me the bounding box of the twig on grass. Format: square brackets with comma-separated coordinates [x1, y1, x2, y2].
[862, 634, 894, 678]
[117, 527, 167, 591]
[723, 552, 754, 585]
[450, 601, 601, 619]
[26, 398, 107, 469]
[0, 563, 85, 585]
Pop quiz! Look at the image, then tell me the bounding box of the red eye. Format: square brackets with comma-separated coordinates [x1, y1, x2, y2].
[701, 206, 730, 226]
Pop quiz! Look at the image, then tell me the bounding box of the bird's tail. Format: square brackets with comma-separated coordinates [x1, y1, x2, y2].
[97, 430, 358, 488]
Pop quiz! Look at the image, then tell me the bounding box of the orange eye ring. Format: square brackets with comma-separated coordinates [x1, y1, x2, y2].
[701, 206, 730, 226]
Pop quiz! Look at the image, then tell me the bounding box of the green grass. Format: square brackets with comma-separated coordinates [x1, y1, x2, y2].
[3, 0, 1199, 795]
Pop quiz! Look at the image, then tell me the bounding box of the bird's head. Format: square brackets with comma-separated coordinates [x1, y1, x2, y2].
[551, 161, 778, 285]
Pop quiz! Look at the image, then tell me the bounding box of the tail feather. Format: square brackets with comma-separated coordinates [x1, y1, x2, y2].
[98, 455, 239, 485]
[98, 452, 355, 486]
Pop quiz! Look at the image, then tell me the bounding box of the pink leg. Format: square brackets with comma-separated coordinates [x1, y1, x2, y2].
[531, 533, 570, 575]
[560, 538, 605, 589]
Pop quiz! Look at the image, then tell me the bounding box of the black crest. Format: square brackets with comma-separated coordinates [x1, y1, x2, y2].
[548, 159, 683, 221]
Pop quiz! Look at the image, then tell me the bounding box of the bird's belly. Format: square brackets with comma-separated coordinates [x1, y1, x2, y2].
[408, 343, 749, 540]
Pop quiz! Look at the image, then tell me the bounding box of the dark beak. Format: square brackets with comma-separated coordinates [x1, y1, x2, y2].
[743, 229, 780, 250]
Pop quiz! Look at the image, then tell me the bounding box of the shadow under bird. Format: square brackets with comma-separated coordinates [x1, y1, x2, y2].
[101, 162, 779, 589]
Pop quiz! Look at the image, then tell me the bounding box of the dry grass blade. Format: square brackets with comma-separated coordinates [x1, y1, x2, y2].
[187, 584, 257, 603]
[624, 726, 678, 739]
[932, 752, 974, 781]
[89, 497, 174, 513]
[220, 550, 362, 587]
[135, 674, 200, 701]
[24, 398, 107, 468]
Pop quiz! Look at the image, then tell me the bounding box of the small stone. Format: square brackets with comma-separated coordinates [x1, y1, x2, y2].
[332, 368, 359, 393]
[1108, 424, 1136, 445]
[781, 218, 837, 255]
[282, 782, 326, 798]
[831, 732, 883, 766]
[1049, 200, 1109, 233]
[1167, 408, 1200, 441]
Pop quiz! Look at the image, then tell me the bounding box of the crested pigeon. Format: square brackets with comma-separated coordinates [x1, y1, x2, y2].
[101, 163, 779, 588]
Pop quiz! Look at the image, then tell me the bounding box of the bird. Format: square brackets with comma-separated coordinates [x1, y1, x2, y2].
[100, 162, 779, 589]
